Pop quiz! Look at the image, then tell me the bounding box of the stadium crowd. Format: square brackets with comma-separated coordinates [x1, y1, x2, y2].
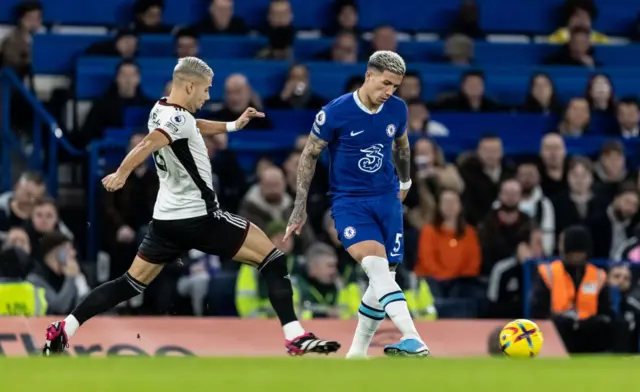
[2, 0, 640, 354]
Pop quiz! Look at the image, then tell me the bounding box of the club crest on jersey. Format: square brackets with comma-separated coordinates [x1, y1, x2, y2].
[171, 115, 186, 125]
[343, 226, 356, 240]
[386, 124, 396, 137]
[315, 110, 326, 126]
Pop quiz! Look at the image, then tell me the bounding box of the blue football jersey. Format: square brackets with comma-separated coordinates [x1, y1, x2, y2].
[311, 91, 408, 200]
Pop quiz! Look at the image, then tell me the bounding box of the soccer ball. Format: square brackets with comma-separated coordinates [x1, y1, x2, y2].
[499, 319, 544, 358]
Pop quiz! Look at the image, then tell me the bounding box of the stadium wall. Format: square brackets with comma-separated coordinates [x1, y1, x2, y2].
[0, 318, 567, 357]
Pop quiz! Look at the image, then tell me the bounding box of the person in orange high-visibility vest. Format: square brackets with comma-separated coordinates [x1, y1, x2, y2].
[530, 225, 614, 353]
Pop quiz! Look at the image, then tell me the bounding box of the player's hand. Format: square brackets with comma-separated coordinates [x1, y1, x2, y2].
[102, 171, 127, 192]
[235, 107, 265, 130]
[283, 207, 307, 242]
[398, 189, 409, 202]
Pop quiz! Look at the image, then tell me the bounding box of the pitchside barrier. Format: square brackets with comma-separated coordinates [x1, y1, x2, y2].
[0, 317, 567, 357]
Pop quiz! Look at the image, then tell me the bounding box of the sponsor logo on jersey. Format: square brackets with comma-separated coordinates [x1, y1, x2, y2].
[315, 110, 326, 126]
[171, 115, 186, 125]
[386, 124, 396, 137]
[343, 226, 356, 240]
[312, 123, 321, 134]
[164, 121, 179, 133]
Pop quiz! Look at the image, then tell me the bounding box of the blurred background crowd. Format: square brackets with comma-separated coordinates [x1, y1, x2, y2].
[2, 0, 640, 354]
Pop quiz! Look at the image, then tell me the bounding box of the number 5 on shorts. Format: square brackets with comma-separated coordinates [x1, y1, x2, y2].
[393, 233, 402, 253]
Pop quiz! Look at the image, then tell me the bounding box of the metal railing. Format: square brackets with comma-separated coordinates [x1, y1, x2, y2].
[0, 67, 85, 196]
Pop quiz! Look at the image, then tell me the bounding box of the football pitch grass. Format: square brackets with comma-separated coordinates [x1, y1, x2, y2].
[2, 356, 639, 391]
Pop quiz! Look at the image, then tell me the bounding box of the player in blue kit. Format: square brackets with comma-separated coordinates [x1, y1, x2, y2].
[284, 51, 429, 358]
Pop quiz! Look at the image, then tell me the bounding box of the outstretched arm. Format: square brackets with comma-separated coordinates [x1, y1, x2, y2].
[393, 132, 411, 185]
[284, 133, 328, 240]
[196, 107, 265, 136]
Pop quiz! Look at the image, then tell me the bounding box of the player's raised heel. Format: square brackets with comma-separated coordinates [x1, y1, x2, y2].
[42, 321, 69, 356]
[383, 338, 430, 358]
[285, 333, 341, 356]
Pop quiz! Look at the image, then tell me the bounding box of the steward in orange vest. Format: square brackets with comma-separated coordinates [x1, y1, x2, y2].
[530, 225, 613, 353]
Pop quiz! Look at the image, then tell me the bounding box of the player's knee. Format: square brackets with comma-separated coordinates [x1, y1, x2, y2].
[347, 241, 387, 263]
[128, 255, 164, 285]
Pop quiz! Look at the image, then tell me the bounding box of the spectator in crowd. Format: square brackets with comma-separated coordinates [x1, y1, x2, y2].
[588, 183, 639, 259]
[557, 97, 590, 136]
[613, 222, 640, 263]
[406, 100, 449, 137]
[102, 132, 158, 276]
[538, 133, 568, 198]
[1, 226, 34, 276]
[459, 134, 514, 225]
[344, 76, 364, 93]
[520, 73, 562, 115]
[282, 150, 328, 235]
[516, 161, 555, 255]
[0, 227, 46, 316]
[608, 262, 640, 353]
[544, 26, 600, 67]
[239, 166, 315, 246]
[207, 74, 272, 129]
[257, 0, 295, 60]
[553, 157, 605, 241]
[477, 179, 533, 276]
[415, 190, 481, 307]
[593, 140, 629, 201]
[131, 0, 172, 34]
[0, 1, 42, 79]
[208, 133, 246, 213]
[531, 225, 613, 353]
[487, 227, 544, 319]
[324, 0, 359, 36]
[548, 0, 609, 44]
[236, 221, 298, 318]
[367, 25, 398, 57]
[79, 61, 153, 147]
[405, 138, 464, 230]
[443, 34, 474, 66]
[612, 97, 640, 138]
[176, 249, 220, 316]
[85, 28, 138, 59]
[293, 243, 359, 319]
[436, 70, 502, 112]
[26, 197, 74, 262]
[585, 73, 615, 114]
[175, 27, 200, 58]
[265, 64, 326, 110]
[194, 0, 248, 35]
[27, 232, 90, 315]
[317, 31, 359, 63]
[396, 71, 422, 102]
[0, 172, 46, 232]
[450, 0, 485, 39]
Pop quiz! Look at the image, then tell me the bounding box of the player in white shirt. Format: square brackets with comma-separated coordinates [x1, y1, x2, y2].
[42, 57, 340, 357]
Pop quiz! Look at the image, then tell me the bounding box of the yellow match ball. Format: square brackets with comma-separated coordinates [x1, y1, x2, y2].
[500, 319, 544, 358]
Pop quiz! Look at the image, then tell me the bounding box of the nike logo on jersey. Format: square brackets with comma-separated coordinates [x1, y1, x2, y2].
[390, 252, 401, 257]
[350, 130, 365, 136]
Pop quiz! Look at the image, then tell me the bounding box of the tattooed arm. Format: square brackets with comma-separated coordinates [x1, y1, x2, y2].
[393, 132, 411, 183]
[284, 133, 329, 239]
